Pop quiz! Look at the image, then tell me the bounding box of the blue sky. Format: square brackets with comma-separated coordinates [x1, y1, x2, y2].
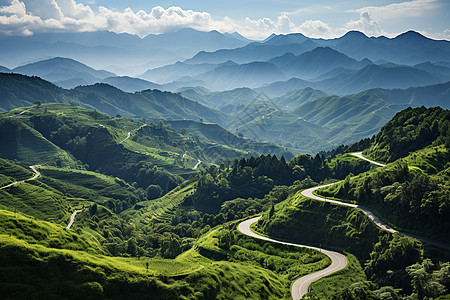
[0, 0, 448, 39]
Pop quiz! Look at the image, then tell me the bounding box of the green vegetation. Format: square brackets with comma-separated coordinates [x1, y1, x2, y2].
[308, 254, 366, 299]
[366, 106, 450, 162]
[257, 193, 384, 260]
[0, 117, 78, 167]
[0, 158, 33, 186]
[0, 103, 449, 299]
[319, 145, 450, 242]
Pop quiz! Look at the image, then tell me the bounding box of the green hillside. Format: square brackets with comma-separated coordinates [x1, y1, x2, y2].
[164, 119, 295, 160]
[0, 73, 226, 124]
[1, 103, 448, 299]
[0, 117, 78, 167]
[365, 106, 450, 162]
[229, 102, 330, 151]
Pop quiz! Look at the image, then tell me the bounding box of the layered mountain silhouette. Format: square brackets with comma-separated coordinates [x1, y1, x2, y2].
[0, 29, 251, 74]
[12, 57, 115, 89]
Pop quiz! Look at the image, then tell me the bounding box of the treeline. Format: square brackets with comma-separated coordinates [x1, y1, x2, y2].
[26, 112, 181, 193]
[183, 155, 303, 210]
[320, 148, 450, 242]
[367, 106, 450, 162]
[332, 234, 450, 300]
[96, 185, 296, 258]
[184, 152, 375, 211]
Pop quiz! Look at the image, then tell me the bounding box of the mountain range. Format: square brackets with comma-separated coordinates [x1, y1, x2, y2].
[1, 72, 449, 153]
[0, 29, 251, 75]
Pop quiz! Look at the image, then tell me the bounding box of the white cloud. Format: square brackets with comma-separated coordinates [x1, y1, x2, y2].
[0, 0, 25, 16]
[298, 20, 337, 39]
[0, 0, 448, 41]
[348, 0, 439, 21]
[418, 29, 450, 40]
[0, 0, 305, 39]
[344, 12, 384, 36]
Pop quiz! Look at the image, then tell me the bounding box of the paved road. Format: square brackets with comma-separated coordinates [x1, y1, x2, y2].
[193, 159, 202, 169]
[9, 108, 30, 118]
[350, 152, 386, 167]
[119, 124, 147, 144]
[301, 152, 450, 249]
[238, 216, 348, 300]
[66, 210, 83, 229]
[301, 185, 397, 234]
[0, 165, 41, 190]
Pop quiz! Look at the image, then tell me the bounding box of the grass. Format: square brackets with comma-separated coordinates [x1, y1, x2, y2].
[0, 209, 102, 253]
[135, 182, 195, 224]
[307, 253, 367, 299]
[0, 209, 298, 300]
[0, 117, 78, 167]
[193, 220, 332, 298]
[0, 181, 70, 223]
[0, 158, 34, 186]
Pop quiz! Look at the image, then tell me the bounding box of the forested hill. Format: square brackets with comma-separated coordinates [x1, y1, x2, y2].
[0, 73, 225, 124]
[365, 106, 449, 162]
[318, 106, 450, 242]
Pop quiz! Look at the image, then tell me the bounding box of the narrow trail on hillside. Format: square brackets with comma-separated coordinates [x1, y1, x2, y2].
[238, 216, 347, 300]
[119, 124, 147, 144]
[66, 210, 83, 229]
[301, 152, 450, 250]
[193, 159, 202, 169]
[0, 165, 41, 190]
[9, 108, 30, 118]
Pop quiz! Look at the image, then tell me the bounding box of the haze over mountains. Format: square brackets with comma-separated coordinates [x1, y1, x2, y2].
[1, 28, 449, 153]
[0, 29, 250, 75]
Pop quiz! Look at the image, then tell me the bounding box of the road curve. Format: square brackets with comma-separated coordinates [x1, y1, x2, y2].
[0, 165, 41, 190]
[193, 159, 202, 169]
[350, 152, 386, 167]
[301, 185, 397, 234]
[301, 153, 450, 250]
[238, 216, 347, 300]
[119, 124, 147, 144]
[66, 210, 83, 229]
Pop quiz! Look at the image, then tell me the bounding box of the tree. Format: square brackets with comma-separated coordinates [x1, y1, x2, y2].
[90, 203, 98, 215]
[146, 185, 163, 200]
[34, 100, 41, 107]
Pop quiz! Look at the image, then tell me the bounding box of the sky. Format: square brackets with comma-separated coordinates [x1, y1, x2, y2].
[0, 0, 448, 40]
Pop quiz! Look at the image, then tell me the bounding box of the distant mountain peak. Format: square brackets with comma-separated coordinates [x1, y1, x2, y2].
[395, 30, 429, 40]
[341, 30, 369, 40]
[263, 33, 277, 43]
[264, 32, 308, 45]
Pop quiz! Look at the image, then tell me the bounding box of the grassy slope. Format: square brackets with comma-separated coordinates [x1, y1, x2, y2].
[0, 116, 78, 167]
[0, 158, 34, 186]
[254, 190, 388, 298]
[0, 208, 312, 300]
[319, 145, 450, 241]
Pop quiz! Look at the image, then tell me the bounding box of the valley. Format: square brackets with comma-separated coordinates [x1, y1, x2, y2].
[0, 11, 449, 300]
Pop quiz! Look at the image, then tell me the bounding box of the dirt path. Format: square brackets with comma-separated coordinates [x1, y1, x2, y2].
[66, 210, 83, 229]
[119, 124, 147, 144]
[0, 165, 41, 190]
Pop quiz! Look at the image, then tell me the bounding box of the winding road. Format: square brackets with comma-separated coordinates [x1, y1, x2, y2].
[0, 165, 41, 190]
[350, 152, 386, 167]
[66, 210, 83, 229]
[301, 152, 450, 249]
[239, 151, 450, 299]
[238, 216, 347, 299]
[119, 124, 147, 144]
[193, 159, 202, 169]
